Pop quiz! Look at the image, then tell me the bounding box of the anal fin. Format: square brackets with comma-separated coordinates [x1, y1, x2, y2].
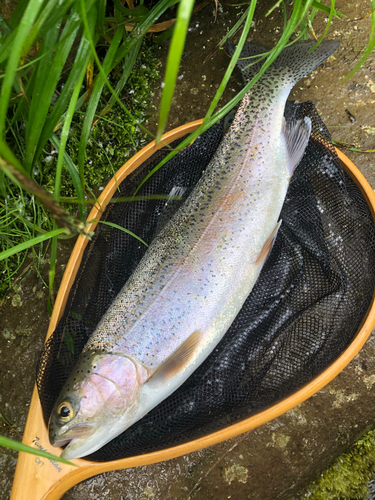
[148, 330, 203, 384]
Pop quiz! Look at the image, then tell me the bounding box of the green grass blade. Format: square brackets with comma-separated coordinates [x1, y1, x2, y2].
[8, 59, 38, 130]
[0, 0, 75, 68]
[46, 36, 90, 305]
[89, 220, 149, 247]
[25, 12, 81, 171]
[0, 0, 45, 139]
[50, 135, 86, 220]
[0, 31, 18, 69]
[51, 90, 90, 135]
[22, 0, 76, 59]
[300, 13, 309, 39]
[345, 37, 375, 80]
[77, 20, 123, 187]
[153, 24, 175, 45]
[59, 194, 180, 204]
[8, 0, 30, 29]
[297, 0, 316, 26]
[113, 0, 148, 18]
[0, 15, 13, 38]
[34, 6, 97, 163]
[0, 136, 32, 176]
[0, 435, 77, 466]
[48, 228, 58, 311]
[54, 64, 87, 205]
[111, 0, 180, 68]
[96, 0, 106, 36]
[310, 0, 345, 17]
[309, 0, 336, 48]
[0, 139, 81, 232]
[345, 0, 375, 79]
[24, 24, 61, 171]
[0, 169, 5, 197]
[0, 227, 68, 262]
[266, 0, 283, 17]
[216, 8, 250, 50]
[8, 208, 46, 234]
[0, 16, 88, 80]
[197, 0, 257, 132]
[156, 0, 195, 142]
[32, 0, 76, 37]
[99, 37, 143, 117]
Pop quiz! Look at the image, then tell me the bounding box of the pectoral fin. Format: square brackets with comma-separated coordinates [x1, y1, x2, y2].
[148, 330, 203, 384]
[256, 221, 281, 266]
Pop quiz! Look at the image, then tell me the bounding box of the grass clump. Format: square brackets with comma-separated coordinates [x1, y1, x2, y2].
[0, 184, 50, 296]
[40, 43, 159, 197]
[0, 39, 159, 299]
[298, 429, 375, 500]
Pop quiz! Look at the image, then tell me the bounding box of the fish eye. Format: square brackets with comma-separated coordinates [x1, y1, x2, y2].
[57, 401, 75, 422]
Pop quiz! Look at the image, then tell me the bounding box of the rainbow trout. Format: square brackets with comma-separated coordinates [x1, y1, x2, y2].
[49, 39, 340, 459]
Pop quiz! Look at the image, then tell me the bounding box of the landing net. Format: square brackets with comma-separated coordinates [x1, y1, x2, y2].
[36, 101, 375, 461]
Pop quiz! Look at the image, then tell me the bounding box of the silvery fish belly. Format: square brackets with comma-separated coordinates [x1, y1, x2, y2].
[49, 39, 340, 459]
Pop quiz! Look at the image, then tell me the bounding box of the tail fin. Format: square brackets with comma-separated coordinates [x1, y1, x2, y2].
[228, 40, 340, 86]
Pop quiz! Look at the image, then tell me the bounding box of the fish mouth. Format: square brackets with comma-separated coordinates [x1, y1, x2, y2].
[50, 436, 72, 448]
[59, 426, 118, 460]
[49, 423, 96, 450]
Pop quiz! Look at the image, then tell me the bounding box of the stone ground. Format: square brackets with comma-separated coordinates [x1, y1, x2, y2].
[2, 0, 375, 499]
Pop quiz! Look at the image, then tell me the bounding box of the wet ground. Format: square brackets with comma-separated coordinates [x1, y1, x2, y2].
[2, 0, 375, 499]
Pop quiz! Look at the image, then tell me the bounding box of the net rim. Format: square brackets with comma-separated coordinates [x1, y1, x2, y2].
[12, 120, 375, 500]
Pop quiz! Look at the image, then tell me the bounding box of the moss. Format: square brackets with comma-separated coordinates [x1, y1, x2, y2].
[143, 486, 156, 499]
[2, 329, 15, 341]
[272, 432, 291, 449]
[296, 429, 375, 500]
[11, 293, 22, 307]
[224, 464, 249, 485]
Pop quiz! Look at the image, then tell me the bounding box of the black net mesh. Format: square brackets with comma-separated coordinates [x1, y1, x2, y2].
[36, 101, 375, 462]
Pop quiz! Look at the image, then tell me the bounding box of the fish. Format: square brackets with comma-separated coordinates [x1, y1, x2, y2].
[49, 39, 340, 459]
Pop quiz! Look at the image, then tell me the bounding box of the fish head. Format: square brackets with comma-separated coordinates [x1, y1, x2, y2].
[49, 350, 148, 459]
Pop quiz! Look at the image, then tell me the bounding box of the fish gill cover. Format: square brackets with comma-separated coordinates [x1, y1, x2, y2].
[36, 100, 375, 461]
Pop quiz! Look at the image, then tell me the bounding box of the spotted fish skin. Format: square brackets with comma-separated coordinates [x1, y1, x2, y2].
[49, 40, 340, 459]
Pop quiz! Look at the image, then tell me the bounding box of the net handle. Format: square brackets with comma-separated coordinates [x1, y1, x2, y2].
[11, 123, 375, 500]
